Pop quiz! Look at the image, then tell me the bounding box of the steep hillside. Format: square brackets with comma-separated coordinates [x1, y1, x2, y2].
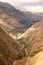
[0, 27, 26, 65]
[30, 51, 43, 65]
[13, 57, 30, 65]
[0, 2, 43, 65]
[0, 2, 25, 37]
[18, 20, 43, 56]
[13, 51, 43, 65]
[0, 2, 41, 39]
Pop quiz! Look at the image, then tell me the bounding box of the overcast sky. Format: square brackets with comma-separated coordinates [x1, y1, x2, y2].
[0, 0, 43, 13]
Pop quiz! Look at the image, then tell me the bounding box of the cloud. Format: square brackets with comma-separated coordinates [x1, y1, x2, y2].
[24, 5, 43, 13]
[12, 0, 43, 3]
[0, 0, 43, 12]
[0, 0, 43, 5]
[11, 0, 43, 8]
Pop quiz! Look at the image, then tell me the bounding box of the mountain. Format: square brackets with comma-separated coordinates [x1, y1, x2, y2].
[0, 2, 43, 65]
[18, 19, 43, 56]
[18, 8, 43, 19]
[0, 2, 25, 17]
[0, 2, 42, 39]
[0, 2, 26, 37]
[0, 27, 26, 65]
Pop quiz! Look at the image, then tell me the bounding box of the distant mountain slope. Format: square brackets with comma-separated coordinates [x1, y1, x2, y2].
[0, 2, 25, 17]
[0, 27, 26, 65]
[0, 2, 42, 39]
[0, 2, 26, 38]
[18, 8, 43, 19]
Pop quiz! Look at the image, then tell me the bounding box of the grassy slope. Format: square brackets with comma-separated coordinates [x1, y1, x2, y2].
[0, 27, 26, 65]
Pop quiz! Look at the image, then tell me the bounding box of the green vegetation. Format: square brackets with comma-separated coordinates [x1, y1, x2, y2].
[10, 27, 24, 33]
[29, 48, 40, 57]
[24, 44, 29, 48]
[17, 38, 22, 42]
